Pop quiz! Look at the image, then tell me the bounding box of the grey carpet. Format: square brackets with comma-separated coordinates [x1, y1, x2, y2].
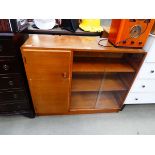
[0, 104, 155, 135]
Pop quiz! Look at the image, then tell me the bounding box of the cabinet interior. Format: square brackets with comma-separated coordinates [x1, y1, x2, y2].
[70, 51, 145, 112]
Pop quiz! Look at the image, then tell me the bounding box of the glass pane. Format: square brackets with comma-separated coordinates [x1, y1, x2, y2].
[71, 73, 102, 110]
[95, 73, 130, 109]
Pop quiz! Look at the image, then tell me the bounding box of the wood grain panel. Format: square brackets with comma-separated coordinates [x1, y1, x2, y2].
[21, 35, 145, 54]
[21, 49, 72, 114]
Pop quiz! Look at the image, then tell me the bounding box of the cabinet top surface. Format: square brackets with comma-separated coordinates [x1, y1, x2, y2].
[21, 34, 146, 53]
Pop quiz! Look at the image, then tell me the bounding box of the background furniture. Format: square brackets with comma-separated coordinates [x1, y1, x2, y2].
[0, 33, 35, 117]
[125, 34, 155, 104]
[21, 35, 146, 115]
[24, 21, 101, 36]
[24, 19, 112, 36]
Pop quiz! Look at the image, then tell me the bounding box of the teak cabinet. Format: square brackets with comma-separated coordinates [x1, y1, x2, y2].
[21, 35, 146, 115]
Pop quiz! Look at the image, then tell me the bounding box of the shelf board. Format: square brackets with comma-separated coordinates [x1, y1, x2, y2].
[73, 59, 135, 73]
[72, 73, 127, 92]
[72, 74, 102, 92]
[70, 92, 120, 111]
[70, 92, 98, 109]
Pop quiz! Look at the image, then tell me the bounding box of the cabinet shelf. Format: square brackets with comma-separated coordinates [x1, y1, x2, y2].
[73, 59, 135, 73]
[72, 73, 128, 92]
[70, 92, 120, 111]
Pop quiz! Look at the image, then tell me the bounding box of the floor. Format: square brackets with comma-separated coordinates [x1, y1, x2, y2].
[0, 104, 155, 135]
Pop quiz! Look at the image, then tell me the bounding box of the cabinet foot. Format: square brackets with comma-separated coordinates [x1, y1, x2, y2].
[23, 112, 35, 118]
[120, 105, 126, 111]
